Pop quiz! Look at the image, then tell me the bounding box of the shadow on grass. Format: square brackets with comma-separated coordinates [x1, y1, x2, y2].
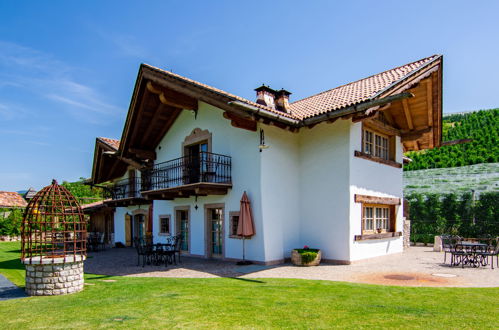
[0, 259, 24, 271]
[229, 277, 266, 284]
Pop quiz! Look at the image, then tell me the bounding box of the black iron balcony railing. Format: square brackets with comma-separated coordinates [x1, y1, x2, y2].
[109, 177, 142, 200]
[142, 151, 232, 191]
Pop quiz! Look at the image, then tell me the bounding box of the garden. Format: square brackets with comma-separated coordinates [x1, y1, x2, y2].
[1, 241, 498, 328]
[407, 191, 498, 244]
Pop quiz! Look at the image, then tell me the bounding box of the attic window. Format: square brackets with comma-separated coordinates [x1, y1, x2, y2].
[355, 124, 402, 168]
[363, 129, 389, 160]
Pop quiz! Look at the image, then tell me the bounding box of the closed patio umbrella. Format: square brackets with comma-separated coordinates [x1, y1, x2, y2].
[237, 191, 254, 265]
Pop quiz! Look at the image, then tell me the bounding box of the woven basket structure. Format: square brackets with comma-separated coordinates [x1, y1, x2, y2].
[21, 180, 86, 264]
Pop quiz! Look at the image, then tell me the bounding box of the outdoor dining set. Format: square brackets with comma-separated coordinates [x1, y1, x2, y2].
[441, 235, 499, 269]
[134, 235, 182, 267]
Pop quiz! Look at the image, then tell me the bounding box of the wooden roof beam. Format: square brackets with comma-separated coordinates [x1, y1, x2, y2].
[128, 148, 156, 161]
[147, 81, 198, 111]
[402, 98, 414, 130]
[425, 78, 435, 148]
[139, 104, 178, 146]
[401, 126, 432, 142]
[103, 151, 145, 169]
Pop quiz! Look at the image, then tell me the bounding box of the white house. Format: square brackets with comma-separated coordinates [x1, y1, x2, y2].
[90, 55, 443, 264]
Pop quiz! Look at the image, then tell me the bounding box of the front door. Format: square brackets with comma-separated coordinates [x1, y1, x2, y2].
[206, 207, 223, 258]
[125, 214, 132, 246]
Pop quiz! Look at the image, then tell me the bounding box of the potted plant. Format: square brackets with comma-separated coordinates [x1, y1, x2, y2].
[291, 245, 322, 266]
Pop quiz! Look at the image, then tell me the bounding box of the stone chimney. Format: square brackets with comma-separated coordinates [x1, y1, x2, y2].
[275, 89, 291, 113]
[255, 85, 277, 109]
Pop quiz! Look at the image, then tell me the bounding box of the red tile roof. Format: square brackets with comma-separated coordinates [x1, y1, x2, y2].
[81, 200, 111, 213]
[0, 191, 27, 208]
[143, 64, 297, 119]
[144, 55, 441, 121]
[289, 55, 441, 119]
[98, 137, 120, 150]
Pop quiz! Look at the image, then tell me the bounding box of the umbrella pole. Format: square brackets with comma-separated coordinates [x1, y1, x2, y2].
[242, 237, 246, 261]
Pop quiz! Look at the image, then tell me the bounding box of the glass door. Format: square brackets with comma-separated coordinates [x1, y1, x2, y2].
[133, 214, 145, 243]
[177, 210, 189, 252]
[209, 208, 223, 257]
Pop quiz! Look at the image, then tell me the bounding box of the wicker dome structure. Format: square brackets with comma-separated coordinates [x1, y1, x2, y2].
[21, 180, 87, 264]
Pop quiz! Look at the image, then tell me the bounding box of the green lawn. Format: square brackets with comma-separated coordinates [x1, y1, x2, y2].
[1, 242, 498, 329]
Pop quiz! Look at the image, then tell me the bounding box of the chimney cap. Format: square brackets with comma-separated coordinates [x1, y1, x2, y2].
[254, 85, 277, 94]
[276, 89, 292, 96]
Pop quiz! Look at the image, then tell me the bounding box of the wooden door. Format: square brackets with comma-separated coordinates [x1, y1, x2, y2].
[125, 214, 132, 246]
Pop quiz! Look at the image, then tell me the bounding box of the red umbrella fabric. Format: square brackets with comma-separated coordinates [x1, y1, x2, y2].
[237, 191, 254, 237]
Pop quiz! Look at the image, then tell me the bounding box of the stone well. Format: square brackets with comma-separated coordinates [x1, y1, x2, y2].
[23, 256, 85, 296]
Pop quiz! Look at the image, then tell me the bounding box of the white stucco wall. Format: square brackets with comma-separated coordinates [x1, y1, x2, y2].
[109, 102, 406, 263]
[348, 122, 404, 261]
[113, 205, 146, 244]
[259, 124, 301, 261]
[298, 120, 352, 262]
[151, 102, 266, 261]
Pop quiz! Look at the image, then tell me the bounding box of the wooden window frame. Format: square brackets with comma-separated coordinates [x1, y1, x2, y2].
[361, 204, 392, 235]
[355, 194, 401, 241]
[158, 214, 171, 236]
[355, 122, 402, 168]
[229, 211, 241, 239]
[363, 127, 390, 160]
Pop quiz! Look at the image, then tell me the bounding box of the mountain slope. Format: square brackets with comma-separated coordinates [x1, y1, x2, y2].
[404, 108, 498, 171]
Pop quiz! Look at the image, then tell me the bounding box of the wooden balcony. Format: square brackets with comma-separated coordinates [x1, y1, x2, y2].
[104, 178, 150, 207]
[141, 151, 232, 200]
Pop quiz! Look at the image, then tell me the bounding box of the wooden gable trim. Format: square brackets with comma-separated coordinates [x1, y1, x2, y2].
[354, 194, 401, 205]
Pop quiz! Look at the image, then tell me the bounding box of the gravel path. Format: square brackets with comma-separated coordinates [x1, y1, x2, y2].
[85, 247, 498, 287]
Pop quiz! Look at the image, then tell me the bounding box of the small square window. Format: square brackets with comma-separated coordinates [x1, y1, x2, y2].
[229, 211, 241, 238]
[159, 215, 170, 235]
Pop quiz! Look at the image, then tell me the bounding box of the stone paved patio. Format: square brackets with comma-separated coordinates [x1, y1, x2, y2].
[85, 247, 498, 287]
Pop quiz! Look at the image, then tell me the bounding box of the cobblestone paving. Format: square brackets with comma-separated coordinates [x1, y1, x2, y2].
[85, 247, 499, 287]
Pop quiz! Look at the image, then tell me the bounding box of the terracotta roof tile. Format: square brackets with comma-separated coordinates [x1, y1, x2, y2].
[289, 55, 440, 119]
[0, 191, 27, 208]
[144, 55, 440, 122]
[143, 64, 297, 119]
[98, 137, 120, 150]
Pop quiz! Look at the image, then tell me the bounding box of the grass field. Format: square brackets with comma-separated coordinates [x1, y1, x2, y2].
[1, 242, 498, 329]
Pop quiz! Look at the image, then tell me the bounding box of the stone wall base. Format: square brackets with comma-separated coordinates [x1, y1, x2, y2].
[403, 219, 411, 250]
[25, 261, 84, 296]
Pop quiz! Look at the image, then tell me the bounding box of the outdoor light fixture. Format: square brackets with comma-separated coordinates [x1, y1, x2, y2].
[259, 129, 269, 152]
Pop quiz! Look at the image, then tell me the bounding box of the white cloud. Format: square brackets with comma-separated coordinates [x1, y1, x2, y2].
[0, 40, 121, 122]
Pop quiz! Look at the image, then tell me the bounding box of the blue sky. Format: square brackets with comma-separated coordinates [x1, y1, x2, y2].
[1, 1, 498, 192]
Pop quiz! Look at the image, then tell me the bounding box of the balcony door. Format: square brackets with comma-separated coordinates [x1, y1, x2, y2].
[185, 142, 207, 184]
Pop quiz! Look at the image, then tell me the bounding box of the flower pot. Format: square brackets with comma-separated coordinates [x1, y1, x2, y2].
[291, 249, 322, 266]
